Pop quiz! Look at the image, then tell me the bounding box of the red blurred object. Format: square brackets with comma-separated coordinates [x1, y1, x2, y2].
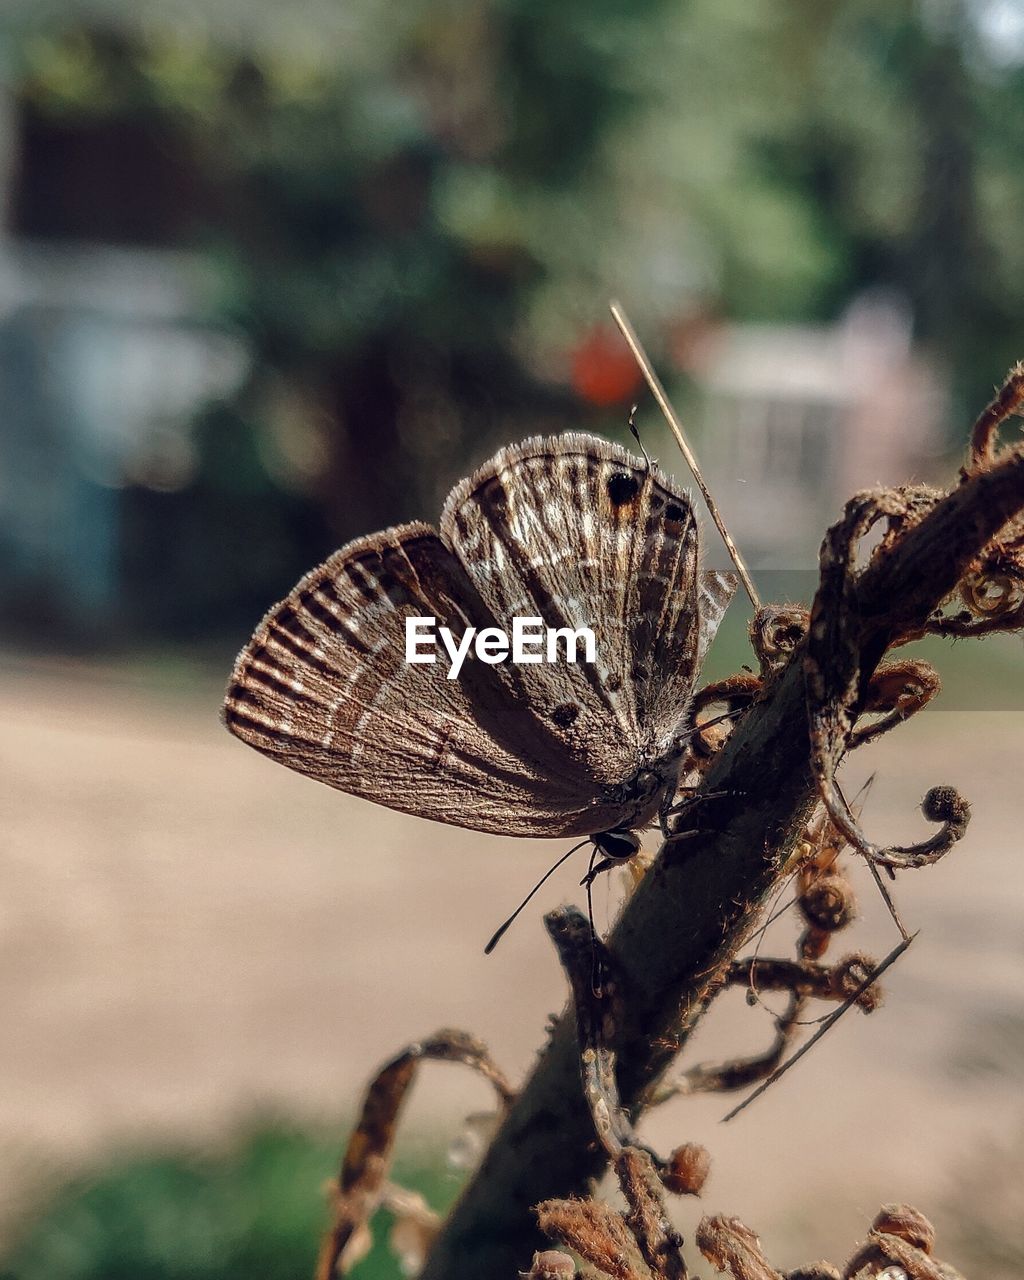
[570, 326, 644, 406]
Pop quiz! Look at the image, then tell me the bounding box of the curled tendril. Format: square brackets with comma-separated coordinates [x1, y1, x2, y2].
[928, 555, 1024, 638]
[749, 605, 809, 675]
[940, 366, 1024, 638]
[819, 781, 969, 873]
[846, 659, 941, 749]
[961, 566, 1024, 616]
[806, 493, 969, 872]
[927, 557, 1024, 637]
[964, 361, 1024, 471]
[685, 674, 762, 771]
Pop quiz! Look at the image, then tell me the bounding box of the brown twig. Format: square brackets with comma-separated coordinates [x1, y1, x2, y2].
[965, 360, 1024, 468]
[314, 1030, 513, 1279]
[546, 906, 633, 1160]
[652, 992, 805, 1102]
[615, 1148, 689, 1280]
[805, 489, 971, 870]
[695, 1215, 783, 1280]
[724, 956, 881, 1009]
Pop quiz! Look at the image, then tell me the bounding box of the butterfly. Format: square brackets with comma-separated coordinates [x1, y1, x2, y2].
[223, 434, 737, 862]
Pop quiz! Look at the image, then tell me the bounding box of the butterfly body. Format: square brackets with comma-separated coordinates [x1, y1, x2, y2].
[224, 434, 736, 842]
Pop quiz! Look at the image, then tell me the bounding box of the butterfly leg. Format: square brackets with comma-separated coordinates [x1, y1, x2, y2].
[658, 782, 688, 839]
[660, 787, 737, 839]
[580, 857, 607, 886]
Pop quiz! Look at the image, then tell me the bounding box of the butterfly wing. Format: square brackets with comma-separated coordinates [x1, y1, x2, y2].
[697, 570, 739, 668]
[223, 521, 626, 837]
[440, 434, 734, 784]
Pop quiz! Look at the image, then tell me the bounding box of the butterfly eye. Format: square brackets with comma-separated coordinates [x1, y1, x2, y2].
[593, 828, 641, 862]
[606, 472, 640, 506]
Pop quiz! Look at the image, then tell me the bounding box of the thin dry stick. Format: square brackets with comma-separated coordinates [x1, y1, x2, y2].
[721, 932, 915, 1122]
[609, 299, 761, 611]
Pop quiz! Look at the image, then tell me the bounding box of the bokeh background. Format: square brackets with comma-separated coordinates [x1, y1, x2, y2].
[2, 0, 1024, 1275]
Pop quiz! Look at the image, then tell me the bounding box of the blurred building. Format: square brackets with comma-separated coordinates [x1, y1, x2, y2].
[0, 90, 249, 640]
[689, 292, 948, 567]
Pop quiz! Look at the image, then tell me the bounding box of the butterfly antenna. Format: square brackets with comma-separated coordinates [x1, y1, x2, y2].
[484, 838, 590, 954]
[609, 300, 761, 612]
[627, 403, 652, 471]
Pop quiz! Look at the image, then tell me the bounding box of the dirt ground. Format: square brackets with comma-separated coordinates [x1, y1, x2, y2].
[2, 650, 1023, 1266]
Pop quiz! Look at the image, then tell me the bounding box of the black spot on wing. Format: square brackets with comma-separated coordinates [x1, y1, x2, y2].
[607, 471, 640, 506]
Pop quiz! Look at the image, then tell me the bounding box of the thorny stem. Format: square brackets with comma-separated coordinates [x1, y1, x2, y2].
[418, 444, 1024, 1280]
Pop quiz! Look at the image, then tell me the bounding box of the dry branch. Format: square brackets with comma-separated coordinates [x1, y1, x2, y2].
[314, 1029, 514, 1278]
[416, 440, 1024, 1279]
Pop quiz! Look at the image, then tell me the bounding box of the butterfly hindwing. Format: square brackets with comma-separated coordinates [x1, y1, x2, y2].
[224, 521, 631, 837]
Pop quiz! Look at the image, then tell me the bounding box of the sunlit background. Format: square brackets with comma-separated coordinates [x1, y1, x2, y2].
[2, 1, 1024, 1276]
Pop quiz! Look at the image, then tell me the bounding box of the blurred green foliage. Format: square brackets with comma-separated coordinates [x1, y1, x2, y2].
[0, 1125, 459, 1280]
[3, 0, 1024, 633]
[11, 3, 1023, 369]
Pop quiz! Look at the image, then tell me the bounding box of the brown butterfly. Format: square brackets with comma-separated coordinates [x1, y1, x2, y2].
[224, 434, 736, 864]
